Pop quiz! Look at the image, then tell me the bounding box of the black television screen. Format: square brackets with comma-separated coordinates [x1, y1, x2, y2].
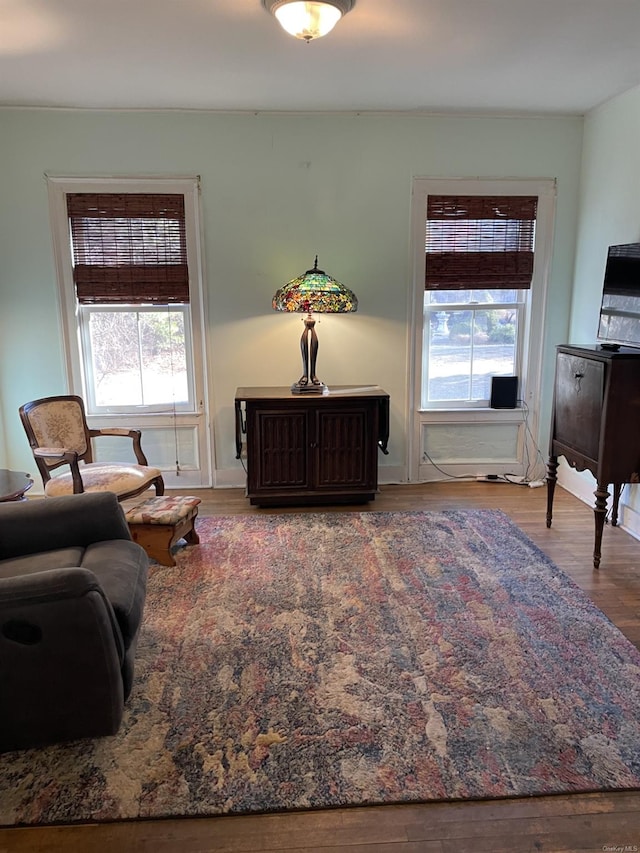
[597, 243, 640, 348]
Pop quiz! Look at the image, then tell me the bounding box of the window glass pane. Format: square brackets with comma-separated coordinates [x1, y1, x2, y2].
[426, 305, 517, 404]
[88, 310, 189, 408]
[428, 311, 472, 402]
[139, 312, 188, 405]
[426, 289, 520, 305]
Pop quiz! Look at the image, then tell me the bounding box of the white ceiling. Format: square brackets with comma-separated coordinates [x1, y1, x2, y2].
[2, 0, 640, 115]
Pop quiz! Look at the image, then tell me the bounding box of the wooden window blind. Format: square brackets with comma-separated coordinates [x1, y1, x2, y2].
[425, 195, 538, 291]
[67, 193, 189, 304]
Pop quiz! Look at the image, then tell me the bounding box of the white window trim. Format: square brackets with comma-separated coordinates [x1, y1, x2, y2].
[407, 177, 557, 482]
[46, 175, 212, 488]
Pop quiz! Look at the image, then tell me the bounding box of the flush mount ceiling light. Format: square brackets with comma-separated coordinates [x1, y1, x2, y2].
[262, 0, 355, 42]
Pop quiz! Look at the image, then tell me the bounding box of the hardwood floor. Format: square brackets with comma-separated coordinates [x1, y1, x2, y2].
[2, 482, 640, 853]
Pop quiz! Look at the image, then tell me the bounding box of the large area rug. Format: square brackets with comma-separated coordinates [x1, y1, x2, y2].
[2, 509, 640, 826]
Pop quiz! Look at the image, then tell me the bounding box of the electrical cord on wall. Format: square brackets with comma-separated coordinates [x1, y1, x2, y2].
[517, 398, 547, 481]
[421, 449, 476, 481]
[423, 398, 547, 486]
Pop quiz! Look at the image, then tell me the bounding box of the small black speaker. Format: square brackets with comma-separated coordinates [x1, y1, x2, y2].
[490, 376, 518, 409]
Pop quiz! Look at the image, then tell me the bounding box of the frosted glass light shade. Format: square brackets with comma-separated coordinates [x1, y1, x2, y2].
[263, 0, 354, 42]
[276, 2, 341, 40]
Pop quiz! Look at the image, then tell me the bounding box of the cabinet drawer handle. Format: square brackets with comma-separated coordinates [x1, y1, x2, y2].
[574, 372, 584, 379]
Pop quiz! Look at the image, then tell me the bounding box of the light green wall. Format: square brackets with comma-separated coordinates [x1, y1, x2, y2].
[0, 108, 583, 482]
[568, 82, 640, 518]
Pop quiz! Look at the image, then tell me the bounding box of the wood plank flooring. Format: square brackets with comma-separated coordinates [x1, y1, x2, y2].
[2, 482, 640, 853]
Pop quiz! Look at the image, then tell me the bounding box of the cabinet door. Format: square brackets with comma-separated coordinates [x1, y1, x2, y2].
[249, 409, 309, 491]
[315, 405, 376, 490]
[554, 353, 604, 462]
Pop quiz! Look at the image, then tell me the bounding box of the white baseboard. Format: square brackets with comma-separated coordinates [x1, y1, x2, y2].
[557, 461, 640, 543]
[619, 501, 640, 542]
[556, 463, 597, 506]
[214, 468, 247, 489]
[214, 463, 406, 490]
[379, 464, 406, 485]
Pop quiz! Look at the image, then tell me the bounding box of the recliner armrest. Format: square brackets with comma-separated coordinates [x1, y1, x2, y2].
[0, 566, 125, 751]
[0, 492, 132, 560]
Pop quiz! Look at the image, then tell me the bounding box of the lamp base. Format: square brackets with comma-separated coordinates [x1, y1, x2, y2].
[291, 381, 326, 395]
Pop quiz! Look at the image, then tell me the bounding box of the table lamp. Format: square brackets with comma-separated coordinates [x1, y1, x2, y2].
[272, 256, 358, 393]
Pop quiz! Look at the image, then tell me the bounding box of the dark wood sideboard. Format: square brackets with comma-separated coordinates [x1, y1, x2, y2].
[235, 386, 389, 507]
[546, 344, 640, 568]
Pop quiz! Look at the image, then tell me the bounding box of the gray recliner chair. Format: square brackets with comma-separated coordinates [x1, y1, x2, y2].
[0, 491, 149, 752]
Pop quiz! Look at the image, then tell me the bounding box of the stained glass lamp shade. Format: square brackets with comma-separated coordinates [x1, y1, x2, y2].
[272, 256, 358, 394]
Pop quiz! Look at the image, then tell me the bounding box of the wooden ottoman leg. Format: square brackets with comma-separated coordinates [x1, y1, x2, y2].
[130, 524, 177, 567]
[184, 510, 200, 545]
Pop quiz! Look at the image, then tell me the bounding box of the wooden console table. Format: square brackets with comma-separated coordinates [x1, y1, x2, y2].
[235, 386, 389, 507]
[546, 344, 640, 568]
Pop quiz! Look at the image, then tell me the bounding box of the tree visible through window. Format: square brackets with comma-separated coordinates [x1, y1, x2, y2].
[82, 307, 189, 409]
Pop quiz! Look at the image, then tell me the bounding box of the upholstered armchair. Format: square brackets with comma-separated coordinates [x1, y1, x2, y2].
[19, 394, 164, 501]
[0, 492, 149, 751]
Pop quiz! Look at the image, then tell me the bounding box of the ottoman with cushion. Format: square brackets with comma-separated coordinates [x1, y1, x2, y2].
[125, 495, 201, 567]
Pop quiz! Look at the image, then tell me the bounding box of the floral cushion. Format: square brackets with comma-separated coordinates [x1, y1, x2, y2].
[45, 463, 163, 498]
[124, 496, 201, 526]
[27, 399, 88, 459]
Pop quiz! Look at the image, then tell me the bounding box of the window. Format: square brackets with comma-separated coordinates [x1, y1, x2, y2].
[47, 177, 210, 488]
[423, 194, 537, 409]
[67, 192, 195, 415]
[409, 178, 556, 482]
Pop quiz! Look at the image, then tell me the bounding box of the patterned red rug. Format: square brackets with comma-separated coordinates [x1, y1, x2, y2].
[2, 509, 640, 826]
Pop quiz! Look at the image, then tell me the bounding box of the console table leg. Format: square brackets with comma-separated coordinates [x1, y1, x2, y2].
[593, 483, 609, 569]
[546, 455, 558, 528]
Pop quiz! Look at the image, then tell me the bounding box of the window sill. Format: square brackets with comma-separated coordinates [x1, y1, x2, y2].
[418, 407, 525, 423]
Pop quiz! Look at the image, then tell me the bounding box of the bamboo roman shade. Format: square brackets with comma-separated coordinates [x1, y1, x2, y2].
[425, 195, 538, 291]
[67, 193, 189, 304]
